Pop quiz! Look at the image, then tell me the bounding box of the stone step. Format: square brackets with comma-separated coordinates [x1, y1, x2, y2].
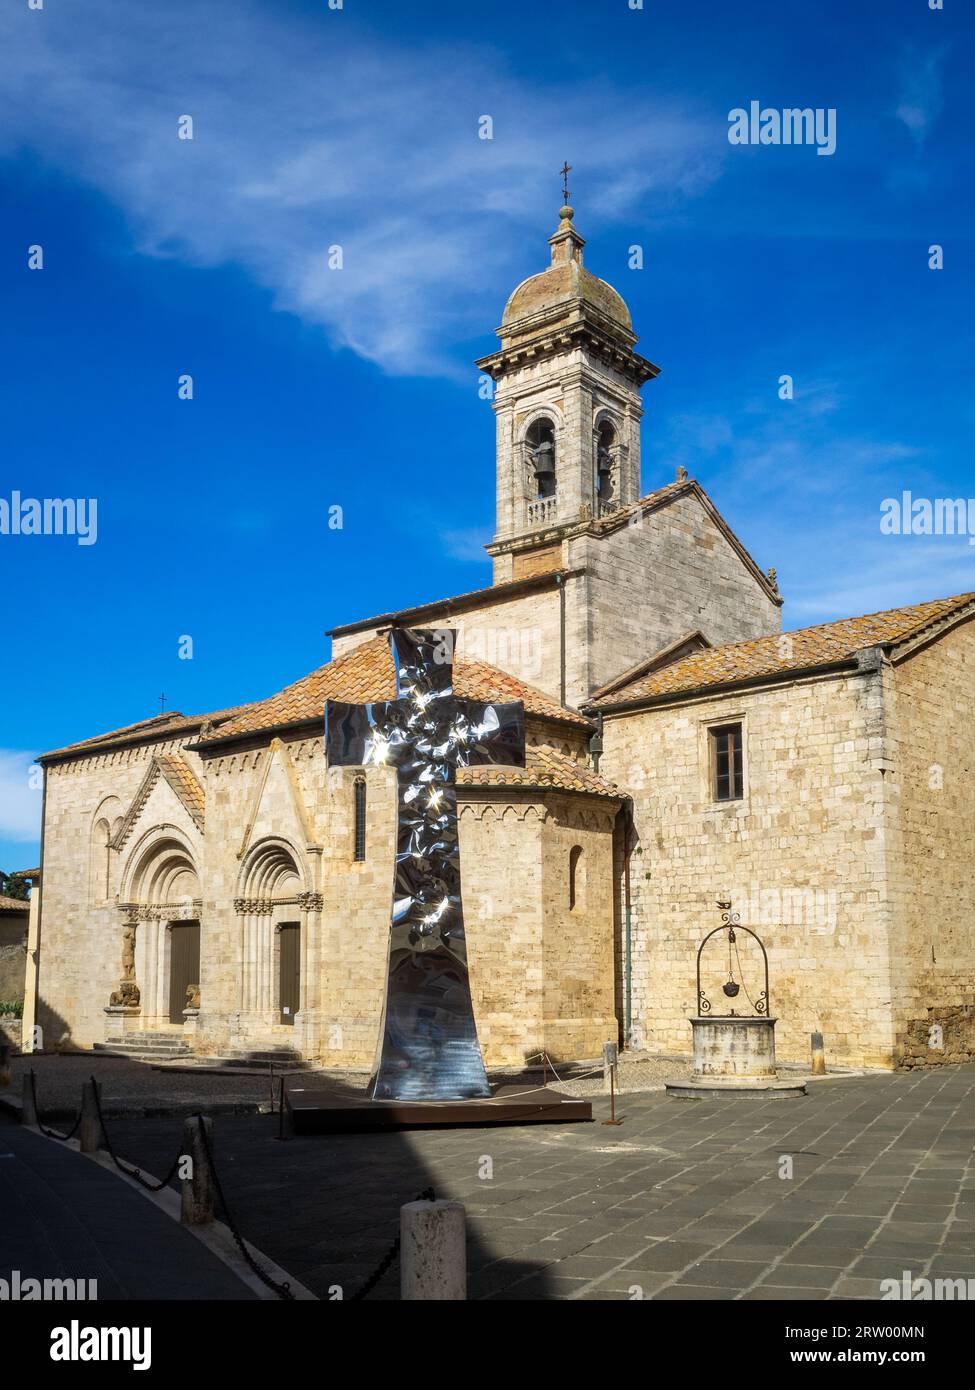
[95, 1036, 189, 1046]
[95, 1041, 193, 1059]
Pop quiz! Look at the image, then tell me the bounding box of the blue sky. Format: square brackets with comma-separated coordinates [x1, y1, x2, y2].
[1, 0, 972, 871]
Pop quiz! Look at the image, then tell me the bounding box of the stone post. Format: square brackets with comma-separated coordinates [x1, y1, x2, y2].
[180, 1116, 216, 1225]
[79, 1079, 104, 1153]
[400, 1199, 466, 1301]
[811, 1031, 826, 1076]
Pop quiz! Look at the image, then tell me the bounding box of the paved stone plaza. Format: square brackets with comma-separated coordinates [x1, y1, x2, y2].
[38, 1063, 972, 1302]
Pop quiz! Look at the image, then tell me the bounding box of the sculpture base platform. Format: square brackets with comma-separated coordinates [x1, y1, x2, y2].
[666, 1077, 806, 1100]
[285, 1084, 592, 1134]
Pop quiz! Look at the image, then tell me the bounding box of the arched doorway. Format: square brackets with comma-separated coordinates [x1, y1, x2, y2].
[119, 828, 202, 1031]
[235, 839, 309, 1041]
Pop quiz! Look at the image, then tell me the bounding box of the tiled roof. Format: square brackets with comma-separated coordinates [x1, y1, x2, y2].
[40, 703, 258, 762]
[10, 868, 40, 880]
[0, 895, 29, 912]
[591, 592, 975, 711]
[197, 634, 589, 747]
[458, 744, 621, 799]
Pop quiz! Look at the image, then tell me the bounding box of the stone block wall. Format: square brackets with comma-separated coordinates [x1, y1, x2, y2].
[0, 919, 28, 1003]
[36, 718, 618, 1071]
[36, 741, 201, 1050]
[883, 617, 975, 1065]
[331, 586, 566, 708]
[598, 669, 898, 1068]
[568, 490, 781, 698]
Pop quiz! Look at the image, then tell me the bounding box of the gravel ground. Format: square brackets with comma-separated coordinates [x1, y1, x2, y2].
[1, 1054, 281, 1118]
[0, 1051, 705, 1119]
[549, 1055, 693, 1096]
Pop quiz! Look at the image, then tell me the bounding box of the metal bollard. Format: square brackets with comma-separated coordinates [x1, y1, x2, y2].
[603, 1040, 618, 1094]
[275, 1077, 291, 1141]
[79, 1079, 104, 1153]
[400, 1199, 466, 1300]
[180, 1116, 216, 1225]
[811, 1031, 826, 1076]
[21, 1071, 38, 1127]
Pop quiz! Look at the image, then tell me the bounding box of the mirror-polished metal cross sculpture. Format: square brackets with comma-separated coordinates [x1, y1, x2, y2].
[325, 627, 526, 1101]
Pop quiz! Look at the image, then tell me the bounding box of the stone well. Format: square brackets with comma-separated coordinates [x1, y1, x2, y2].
[665, 905, 805, 1099]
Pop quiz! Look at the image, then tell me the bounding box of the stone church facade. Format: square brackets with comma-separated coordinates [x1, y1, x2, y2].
[32, 206, 975, 1072]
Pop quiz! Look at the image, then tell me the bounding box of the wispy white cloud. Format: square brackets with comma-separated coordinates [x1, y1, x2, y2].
[0, 1, 722, 377]
[0, 751, 42, 844]
[893, 47, 947, 144]
[440, 527, 493, 564]
[656, 376, 974, 626]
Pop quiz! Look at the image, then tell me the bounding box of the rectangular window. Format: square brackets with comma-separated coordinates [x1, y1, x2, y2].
[710, 723, 744, 801]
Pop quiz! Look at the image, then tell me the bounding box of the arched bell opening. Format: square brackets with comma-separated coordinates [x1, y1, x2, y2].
[525, 417, 557, 500]
[595, 419, 618, 511]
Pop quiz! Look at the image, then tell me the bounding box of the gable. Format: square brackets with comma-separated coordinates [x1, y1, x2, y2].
[111, 754, 205, 851]
[236, 737, 319, 862]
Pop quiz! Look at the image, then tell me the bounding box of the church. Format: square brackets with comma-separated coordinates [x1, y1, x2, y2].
[30, 204, 975, 1074]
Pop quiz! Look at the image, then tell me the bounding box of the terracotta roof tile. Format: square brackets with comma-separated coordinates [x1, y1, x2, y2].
[40, 703, 258, 762]
[458, 744, 621, 799]
[591, 592, 975, 710]
[197, 634, 589, 746]
[0, 895, 29, 912]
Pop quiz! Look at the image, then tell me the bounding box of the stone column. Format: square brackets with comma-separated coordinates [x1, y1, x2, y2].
[103, 908, 142, 1040]
[20, 879, 41, 1053]
[293, 891, 324, 1059]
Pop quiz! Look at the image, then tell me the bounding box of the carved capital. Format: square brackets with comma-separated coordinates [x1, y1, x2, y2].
[234, 896, 272, 915]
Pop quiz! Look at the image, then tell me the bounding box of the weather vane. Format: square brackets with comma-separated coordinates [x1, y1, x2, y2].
[560, 161, 572, 205]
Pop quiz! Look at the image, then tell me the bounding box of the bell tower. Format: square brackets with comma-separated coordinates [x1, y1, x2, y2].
[478, 199, 659, 578]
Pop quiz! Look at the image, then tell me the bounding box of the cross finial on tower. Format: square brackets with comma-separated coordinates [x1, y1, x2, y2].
[560, 161, 572, 206]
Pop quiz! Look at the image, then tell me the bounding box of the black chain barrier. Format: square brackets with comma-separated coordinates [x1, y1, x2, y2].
[89, 1076, 183, 1193]
[194, 1113, 295, 1301]
[30, 1070, 438, 1302]
[29, 1069, 82, 1142]
[350, 1186, 437, 1301]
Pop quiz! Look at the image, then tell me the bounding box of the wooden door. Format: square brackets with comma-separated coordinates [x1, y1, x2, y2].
[279, 924, 300, 1025]
[169, 921, 200, 1024]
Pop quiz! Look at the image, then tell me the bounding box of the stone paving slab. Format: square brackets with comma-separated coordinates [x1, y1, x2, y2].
[83, 1063, 975, 1301]
[0, 1117, 256, 1300]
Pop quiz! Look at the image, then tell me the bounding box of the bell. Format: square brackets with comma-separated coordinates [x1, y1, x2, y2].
[531, 441, 554, 480]
[722, 979, 740, 998]
[596, 447, 613, 479]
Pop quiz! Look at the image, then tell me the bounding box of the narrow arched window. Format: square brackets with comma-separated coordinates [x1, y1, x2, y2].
[353, 778, 367, 862]
[569, 844, 584, 911]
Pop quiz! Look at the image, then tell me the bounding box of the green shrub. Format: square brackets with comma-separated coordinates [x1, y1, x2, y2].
[0, 1001, 23, 1018]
